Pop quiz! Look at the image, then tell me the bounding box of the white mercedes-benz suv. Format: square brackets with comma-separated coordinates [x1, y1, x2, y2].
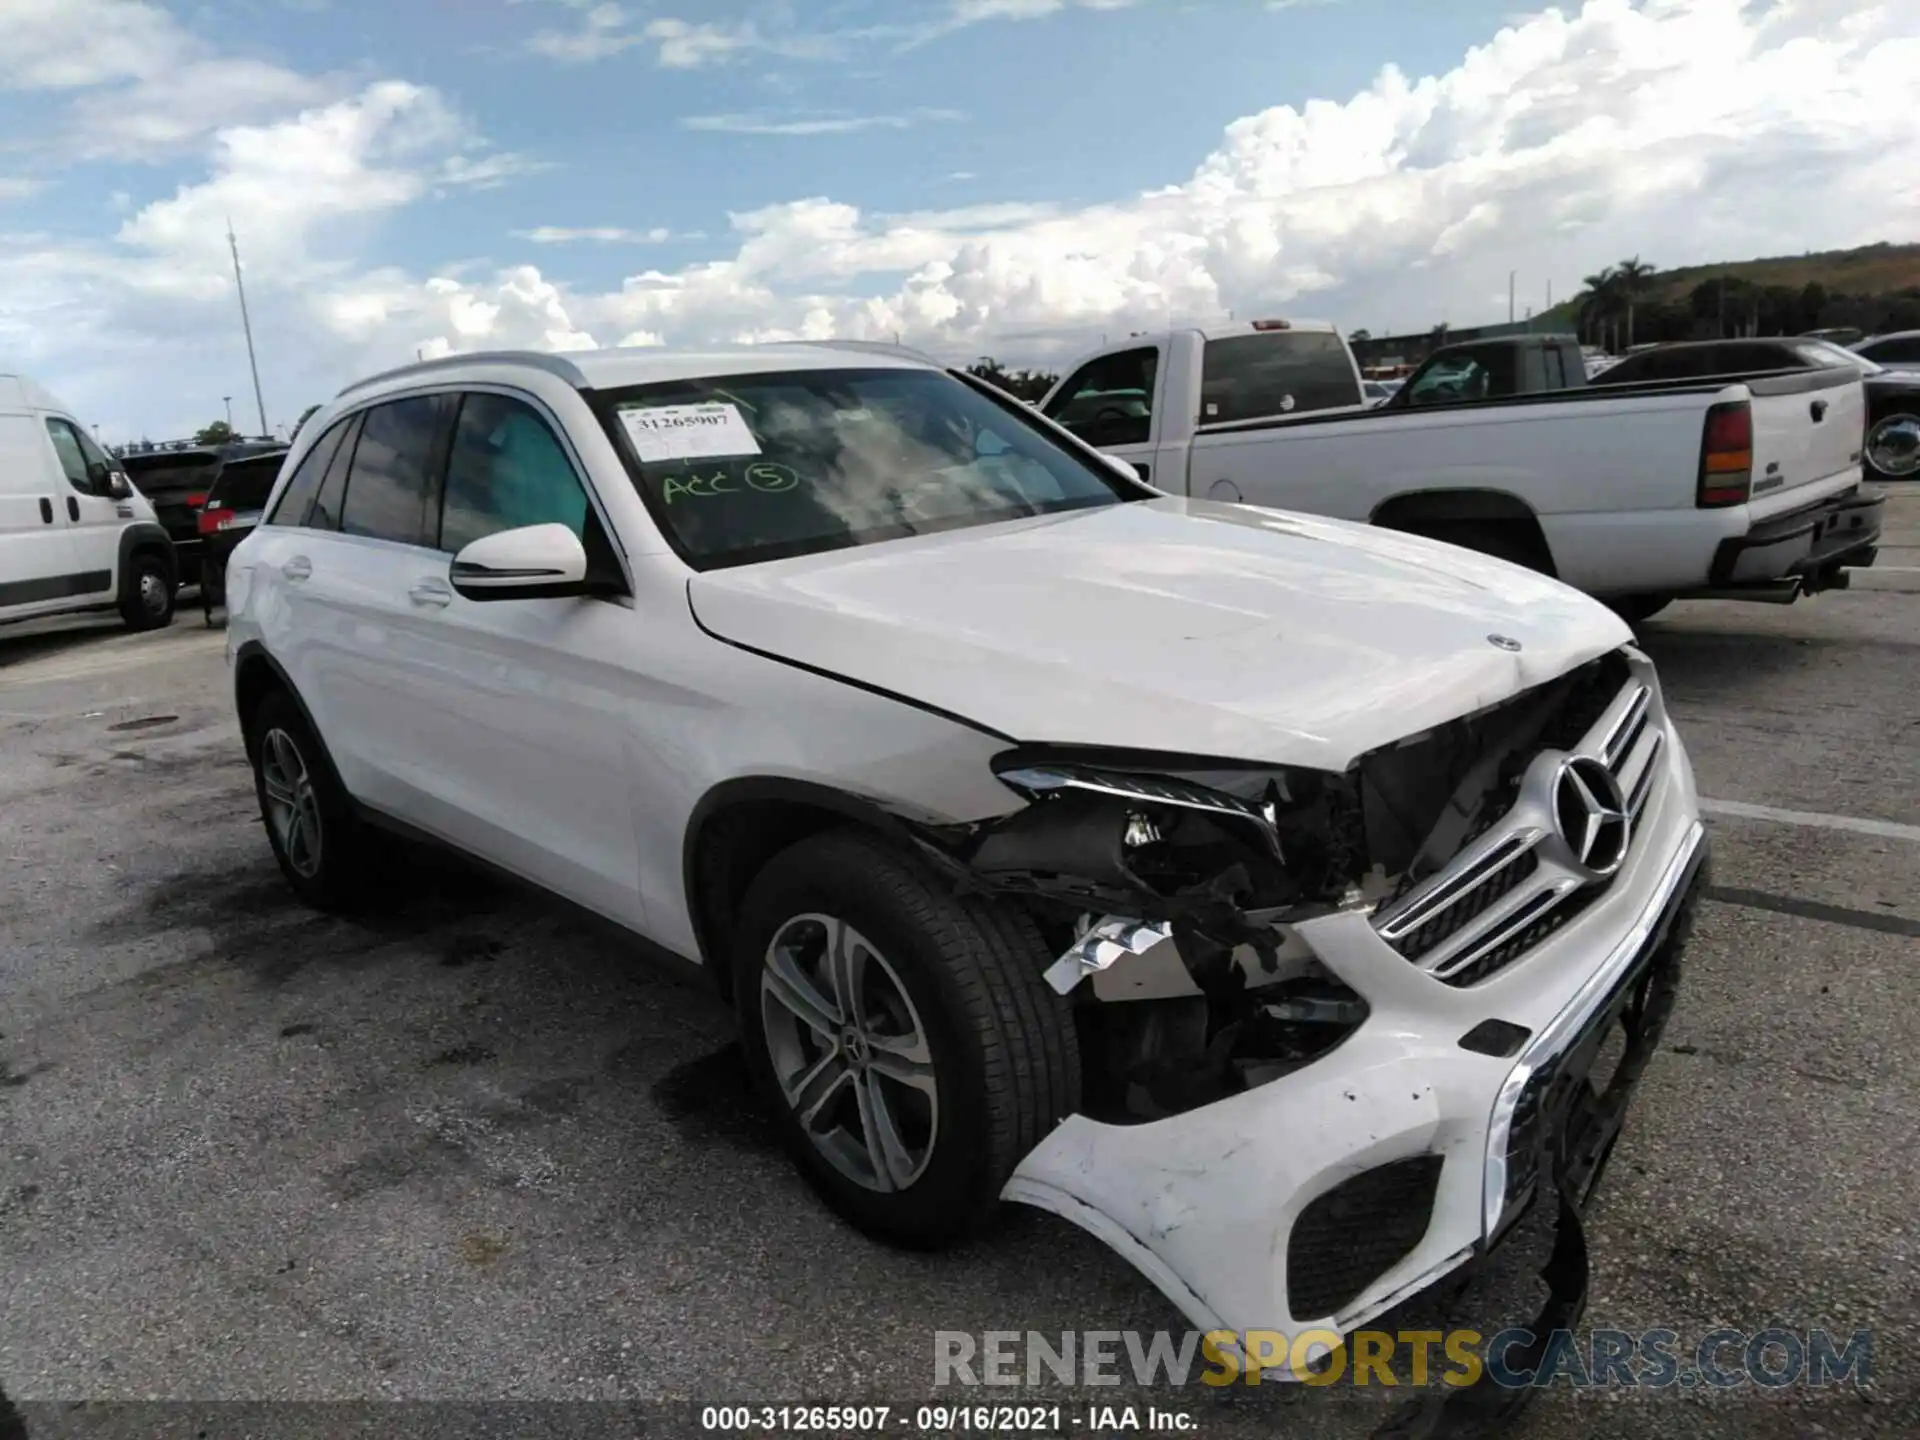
[225, 341, 1707, 1372]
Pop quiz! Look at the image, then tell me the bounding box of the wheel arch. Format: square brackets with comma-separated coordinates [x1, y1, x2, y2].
[232, 641, 335, 774]
[683, 777, 938, 1005]
[117, 521, 177, 592]
[1369, 487, 1558, 576]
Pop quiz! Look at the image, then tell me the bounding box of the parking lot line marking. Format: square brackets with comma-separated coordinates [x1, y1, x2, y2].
[1700, 798, 1920, 845]
[1705, 886, 1920, 939]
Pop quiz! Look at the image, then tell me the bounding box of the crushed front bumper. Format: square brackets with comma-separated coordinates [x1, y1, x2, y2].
[1001, 710, 1706, 1377]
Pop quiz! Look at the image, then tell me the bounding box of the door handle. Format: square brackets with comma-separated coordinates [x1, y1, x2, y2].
[1810, 399, 1829, 422]
[39, 497, 52, 523]
[408, 580, 452, 608]
[281, 556, 312, 582]
[67, 496, 79, 521]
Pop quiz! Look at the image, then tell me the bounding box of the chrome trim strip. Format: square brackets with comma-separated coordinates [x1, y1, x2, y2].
[1599, 683, 1652, 768]
[1429, 878, 1582, 980]
[1375, 829, 1543, 940]
[1481, 819, 1705, 1238]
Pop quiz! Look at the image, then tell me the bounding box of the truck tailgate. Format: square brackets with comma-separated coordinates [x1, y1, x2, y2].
[1746, 368, 1866, 502]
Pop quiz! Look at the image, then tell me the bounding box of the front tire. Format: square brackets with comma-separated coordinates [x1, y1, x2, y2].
[732, 829, 1080, 1248]
[1607, 594, 1673, 624]
[117, 549, 175, 631]
[246, 690, 372, 911]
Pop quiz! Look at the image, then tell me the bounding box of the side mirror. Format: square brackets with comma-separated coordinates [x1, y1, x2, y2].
[1100, 451, 1145, 485]
[449, 523, 589, 602]
[106, 471, 132, 499]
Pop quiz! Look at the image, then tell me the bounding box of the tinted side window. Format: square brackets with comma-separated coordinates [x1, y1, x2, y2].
[307, 413, 362, 532]
[1407, 355, 1488, 406]
[1042, 347, 1158, 447]
[339, 396, 451, 547]
[439, 394, 591, 553]
[265, 421, 348, 527]
[1200, 333, 1361, 423]
[210, 455, 286, 511]
[1869, 337, 1920, 364]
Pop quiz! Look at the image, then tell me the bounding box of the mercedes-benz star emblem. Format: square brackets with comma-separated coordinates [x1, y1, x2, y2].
[1488, 634, 1522, 652]
[1552, 756, 1631, 878]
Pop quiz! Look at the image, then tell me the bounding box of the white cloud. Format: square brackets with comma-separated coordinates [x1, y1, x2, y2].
[16, 0, 1920, 441]
[0, 0, 328, 158]
[513, 225, 691, 243]
[679, 109, 965, 136]
[0, 177, 45, 200]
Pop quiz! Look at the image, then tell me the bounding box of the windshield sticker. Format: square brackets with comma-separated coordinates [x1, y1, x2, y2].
[617, 402, 763, 463]
[660, 461, 804, 504]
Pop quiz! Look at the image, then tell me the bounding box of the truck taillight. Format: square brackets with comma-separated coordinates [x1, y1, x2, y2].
[197, 507, 235, 536]
[1697, 400, 1753, 508]
[185, 492, 209, 508]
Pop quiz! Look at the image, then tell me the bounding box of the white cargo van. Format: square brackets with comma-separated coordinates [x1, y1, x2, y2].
[0, 374, 177, 631]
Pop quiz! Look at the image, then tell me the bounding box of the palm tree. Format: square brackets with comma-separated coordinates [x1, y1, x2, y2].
[1615, 256, 1657, 349]
[1577, 266, 1622, 352]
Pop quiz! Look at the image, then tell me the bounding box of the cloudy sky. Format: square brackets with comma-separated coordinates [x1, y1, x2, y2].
[1, 0, 1914, 442]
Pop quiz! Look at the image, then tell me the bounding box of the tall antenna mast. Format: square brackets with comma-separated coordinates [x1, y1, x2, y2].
[227, 218, 269, 436]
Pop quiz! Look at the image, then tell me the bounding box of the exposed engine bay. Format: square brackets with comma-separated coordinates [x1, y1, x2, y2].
[910, 648, 1633, 1123]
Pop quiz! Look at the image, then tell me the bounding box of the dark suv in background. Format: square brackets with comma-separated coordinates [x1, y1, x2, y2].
[120, 440, 287, 588]
[195, 449, 287, 623]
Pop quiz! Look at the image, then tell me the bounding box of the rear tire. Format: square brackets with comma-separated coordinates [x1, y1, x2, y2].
[732, 829, 1080, 1248]
[117, 549, 175, 631]
[245, 689, 373, 912]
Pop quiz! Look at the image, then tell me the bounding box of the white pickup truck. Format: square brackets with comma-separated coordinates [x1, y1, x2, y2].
[1037, 322, 1886, 619]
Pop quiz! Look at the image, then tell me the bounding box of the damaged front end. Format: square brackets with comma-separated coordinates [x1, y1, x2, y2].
[895, 645, 1703, 1377]
[910, 649, 1641, 1126]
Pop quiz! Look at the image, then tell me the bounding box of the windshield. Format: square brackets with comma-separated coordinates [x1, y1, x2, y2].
[595, 366, 1134, 569]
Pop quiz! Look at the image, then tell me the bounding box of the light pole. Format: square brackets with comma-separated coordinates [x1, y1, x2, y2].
[1509, 270, 1517, 325]
[223, 396, 233, 431]
[226, 219, 269, 437]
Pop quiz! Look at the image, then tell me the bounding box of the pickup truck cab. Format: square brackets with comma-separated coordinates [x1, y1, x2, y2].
[1040, 324, 1884, 620]
[1384, 335, 1588, 409]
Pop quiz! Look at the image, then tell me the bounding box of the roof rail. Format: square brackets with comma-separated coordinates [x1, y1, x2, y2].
[335, 349, 592, 400]
[759, 338, 946, 368]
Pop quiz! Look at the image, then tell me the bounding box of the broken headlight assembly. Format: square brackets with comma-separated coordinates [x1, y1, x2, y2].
[971, 749, 1370, 928]
[919, 749, 1378, 1122]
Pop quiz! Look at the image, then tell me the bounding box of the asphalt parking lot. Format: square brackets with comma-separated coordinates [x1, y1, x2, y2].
[3, 491, 1917, 1440]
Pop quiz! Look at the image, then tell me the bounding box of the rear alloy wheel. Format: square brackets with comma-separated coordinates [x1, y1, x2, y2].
[733, 829, 1080, 1248]
[117, 551, 174, 631]
[247, 690, 372, 911]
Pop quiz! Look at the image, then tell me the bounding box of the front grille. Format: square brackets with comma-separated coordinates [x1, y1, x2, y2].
[1287, 1155, 1444, 1320]
[1391, 850, 1539, 961]
[1371, 650, 1668, 986]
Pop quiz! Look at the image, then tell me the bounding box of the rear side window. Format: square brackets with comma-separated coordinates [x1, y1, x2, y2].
[1043, 347, 1158, 447]
[307, 414, 362, 532]
[210, 455, 285, 511]
[265, 420, 349, 527]
[339, 396, 452, 547]
[438, 393, 590, 553]
[1200, 333, 1360, 423]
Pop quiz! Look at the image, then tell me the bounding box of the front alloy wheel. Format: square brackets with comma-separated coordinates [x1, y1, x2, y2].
[732, 829, 1080, 1248]
[760, 914, 939, 1193]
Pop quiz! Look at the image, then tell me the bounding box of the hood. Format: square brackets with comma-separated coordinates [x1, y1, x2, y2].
[687, 498, 1631, 772]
